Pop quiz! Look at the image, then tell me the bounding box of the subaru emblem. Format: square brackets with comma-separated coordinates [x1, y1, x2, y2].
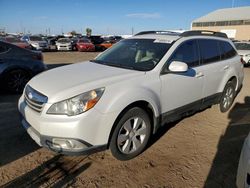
[28, 92, 33, 100]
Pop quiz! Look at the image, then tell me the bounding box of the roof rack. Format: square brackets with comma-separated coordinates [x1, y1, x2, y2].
[134, 30, 180, 36]
[180, 30, 228, 38]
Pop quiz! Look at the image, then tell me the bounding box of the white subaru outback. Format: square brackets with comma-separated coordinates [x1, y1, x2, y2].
[18, 30, 244, 160]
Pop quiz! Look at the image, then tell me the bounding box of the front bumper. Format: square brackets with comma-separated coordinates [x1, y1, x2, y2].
[243, 56, 250, 64]
[20, 117, 106, 155]
[18, 94, 117, 155]
[237, 137, 250, 188]
[57, 45, 72, 51]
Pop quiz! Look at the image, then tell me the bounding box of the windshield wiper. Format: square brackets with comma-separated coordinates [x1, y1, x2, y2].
[91, 59, 145, 71]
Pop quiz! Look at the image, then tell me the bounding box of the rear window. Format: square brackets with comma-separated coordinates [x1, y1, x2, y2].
[220, 41, 237, 60]
[199, 39, 221, 64]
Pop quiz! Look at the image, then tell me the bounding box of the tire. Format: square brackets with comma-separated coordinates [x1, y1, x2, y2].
[4, 69, 31, 94]
[110, 107, 151, 160]
[219, 81, 236, 113]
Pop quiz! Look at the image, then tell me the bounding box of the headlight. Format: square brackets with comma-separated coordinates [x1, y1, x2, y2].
[47, 88, 104, 116]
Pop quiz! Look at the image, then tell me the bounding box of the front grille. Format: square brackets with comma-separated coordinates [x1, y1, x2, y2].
[24, 85, 48, 113]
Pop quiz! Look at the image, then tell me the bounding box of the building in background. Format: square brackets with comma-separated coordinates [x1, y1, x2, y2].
[191, 6, 250, 41]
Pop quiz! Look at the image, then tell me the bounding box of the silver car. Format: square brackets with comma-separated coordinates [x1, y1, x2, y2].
[21, 35, 49, 51]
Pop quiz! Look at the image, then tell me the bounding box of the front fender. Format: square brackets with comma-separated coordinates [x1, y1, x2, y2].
[95, 85, 161, 118]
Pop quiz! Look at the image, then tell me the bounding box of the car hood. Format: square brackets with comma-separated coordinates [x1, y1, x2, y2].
[28, 61, 145, 103]
[237, 50, 250, 55]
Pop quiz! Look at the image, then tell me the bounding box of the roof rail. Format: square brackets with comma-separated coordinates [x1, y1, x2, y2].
[135, 30, 179, 36]
[180, 30, 228, 38]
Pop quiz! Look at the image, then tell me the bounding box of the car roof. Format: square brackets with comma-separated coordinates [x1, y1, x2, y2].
[131, 34, 180, 42]
[131, 30, 229, 43]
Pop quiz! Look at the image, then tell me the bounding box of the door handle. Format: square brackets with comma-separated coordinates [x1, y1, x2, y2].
[195, 72, 204, 78]
[223, 65, 229, 70]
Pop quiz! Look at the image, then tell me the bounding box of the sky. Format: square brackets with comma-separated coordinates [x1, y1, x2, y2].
[0, 0, 250, 35]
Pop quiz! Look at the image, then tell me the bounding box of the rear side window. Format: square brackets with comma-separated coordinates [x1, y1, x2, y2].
[168, 40, 200, 67]
[199, 39, 221, 64]
[219, 41, 237, 60]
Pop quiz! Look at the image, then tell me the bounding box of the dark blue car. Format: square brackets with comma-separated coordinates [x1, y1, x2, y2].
[0, 41, 46, 93]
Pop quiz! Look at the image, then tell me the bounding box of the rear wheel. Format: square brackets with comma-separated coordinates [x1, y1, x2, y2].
[219, 81, 236, 112]
[4, 69, 31, 93]
[110, 107, 151, 160]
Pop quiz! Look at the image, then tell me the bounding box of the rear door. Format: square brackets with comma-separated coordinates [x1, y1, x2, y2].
[198, 39, 230, 106]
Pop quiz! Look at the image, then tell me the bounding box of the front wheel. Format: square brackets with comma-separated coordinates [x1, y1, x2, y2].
[110, 107, 151, 160]
[219, 81, 236, 112]
[4, 69, 31, 93]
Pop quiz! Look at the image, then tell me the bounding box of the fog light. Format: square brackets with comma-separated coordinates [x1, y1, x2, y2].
[52, 138, 86, 150]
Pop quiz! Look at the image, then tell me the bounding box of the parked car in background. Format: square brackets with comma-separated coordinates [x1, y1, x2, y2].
[1, 36, 31, 49]
[55, 38, 72, 51]
[76, 38, 95, 52]
[87, 35, 105, 51]
[96, 40, 115, 51]
[70, 37, 78, 51]
[18, 30, 243, 160]
[45, 36, 57, 45]
[113, 35, 123, 42]
[0, 41, 46, 93]
[21, 35, 49, 51]
[234, 42, 250, 66]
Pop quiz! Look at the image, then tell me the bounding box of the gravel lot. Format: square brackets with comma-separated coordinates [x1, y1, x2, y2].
[0, 52, 250, 188]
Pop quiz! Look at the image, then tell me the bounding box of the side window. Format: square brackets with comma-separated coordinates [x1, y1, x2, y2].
[220, 41, 237, 60]
[199, 39, 221, 64]
[168, 40, 199, 67]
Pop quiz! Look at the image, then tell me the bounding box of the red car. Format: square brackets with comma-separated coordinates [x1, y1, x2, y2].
[4, 36, 32, 50]
[76, 38, 95, 52]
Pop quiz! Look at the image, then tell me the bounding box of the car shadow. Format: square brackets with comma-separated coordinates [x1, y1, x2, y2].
[1, 154, 91, 188]
[204, 96, 250, 187]
[0, 63, 68, 167]
[0, 92, 40, 167]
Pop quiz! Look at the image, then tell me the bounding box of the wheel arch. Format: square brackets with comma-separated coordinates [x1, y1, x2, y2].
[107, 100, 159, 148]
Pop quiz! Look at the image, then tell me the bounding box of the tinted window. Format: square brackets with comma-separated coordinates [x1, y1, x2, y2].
[220, 41, 237, 60]
[169, 40, 199, 67]
[199, 39, 221, 64]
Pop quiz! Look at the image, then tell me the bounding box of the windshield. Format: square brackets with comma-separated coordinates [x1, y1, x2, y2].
[30, 36, 43, 41]
[57, 38, 71, 43]
[93, 39, 173, 71]
[235, 43, 250, 50]
[78, 39, 91, 43]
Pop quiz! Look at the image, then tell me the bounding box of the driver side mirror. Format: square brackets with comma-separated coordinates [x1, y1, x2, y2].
[168, 61, 188, 73]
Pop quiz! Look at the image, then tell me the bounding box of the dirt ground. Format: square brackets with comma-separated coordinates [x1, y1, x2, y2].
[0, 52, 250, 188]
